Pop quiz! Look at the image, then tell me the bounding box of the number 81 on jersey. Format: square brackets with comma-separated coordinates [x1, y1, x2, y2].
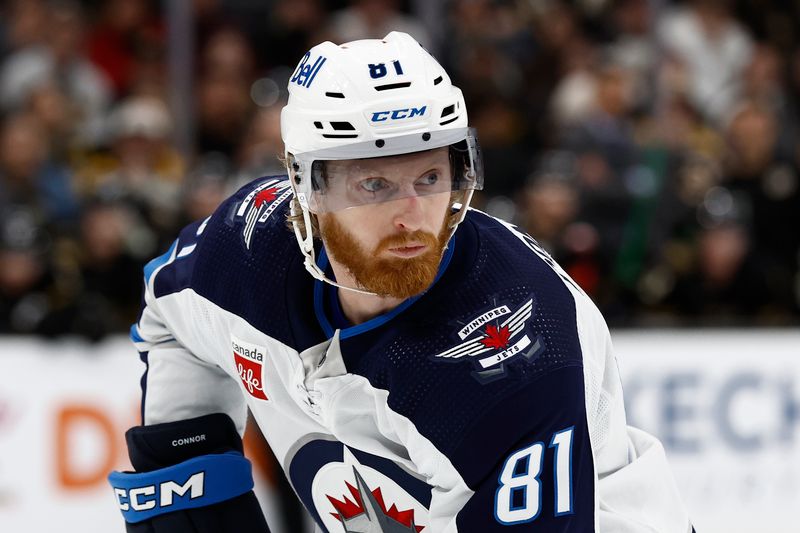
[494, 427, 575, 525]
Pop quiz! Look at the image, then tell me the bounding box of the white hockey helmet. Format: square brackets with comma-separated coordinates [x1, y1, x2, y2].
[281, 31, 483, 292]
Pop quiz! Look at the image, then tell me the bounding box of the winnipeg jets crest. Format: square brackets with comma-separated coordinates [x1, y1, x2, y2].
[234, 178, 293, 249]
[433, 296, 544, 383]
[311, 447, 429, 533]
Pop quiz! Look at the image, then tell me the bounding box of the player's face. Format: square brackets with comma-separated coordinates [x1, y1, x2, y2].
[318, 148, 452, 298]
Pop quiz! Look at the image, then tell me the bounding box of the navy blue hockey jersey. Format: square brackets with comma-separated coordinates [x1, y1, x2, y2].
[130, 176, 691, 532]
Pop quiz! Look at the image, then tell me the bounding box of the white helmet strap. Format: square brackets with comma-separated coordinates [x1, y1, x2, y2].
[290, 197, 375, 296]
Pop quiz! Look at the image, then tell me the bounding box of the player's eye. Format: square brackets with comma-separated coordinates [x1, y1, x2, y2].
[416, 172, 440, 187]
[359, 177, 390, 193]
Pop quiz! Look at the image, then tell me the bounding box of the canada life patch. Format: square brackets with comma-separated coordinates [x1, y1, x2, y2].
[234, 178, 293, 249]
[231, 335, 269, 401]
[432, 296, 544, 383]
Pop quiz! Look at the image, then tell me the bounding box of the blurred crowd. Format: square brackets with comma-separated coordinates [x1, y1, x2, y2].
[0, 0, 798, 339]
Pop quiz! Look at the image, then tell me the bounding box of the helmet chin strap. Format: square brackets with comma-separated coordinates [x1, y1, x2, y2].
[290, 198, 376, 296]
[289, 189, 474, 297]
[448, 188, 473, 240]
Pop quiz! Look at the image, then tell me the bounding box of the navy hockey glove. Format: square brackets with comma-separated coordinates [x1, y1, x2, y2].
[108, 413, 270, 533]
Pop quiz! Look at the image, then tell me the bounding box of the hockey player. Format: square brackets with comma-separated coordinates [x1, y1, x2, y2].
[109, 32, 693, 532]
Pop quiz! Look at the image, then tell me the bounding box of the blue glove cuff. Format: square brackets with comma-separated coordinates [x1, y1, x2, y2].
[108, 452, 254, 524]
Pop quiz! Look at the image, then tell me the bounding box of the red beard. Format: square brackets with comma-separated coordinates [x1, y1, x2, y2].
[320, 214, 449, 299]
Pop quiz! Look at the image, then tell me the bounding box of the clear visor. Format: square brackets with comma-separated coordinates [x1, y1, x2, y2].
[298, 129, 483, 213]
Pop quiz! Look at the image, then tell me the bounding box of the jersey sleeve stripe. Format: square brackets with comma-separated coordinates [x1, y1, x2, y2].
[130, 323, 145, 343]
[144, 240, 178, 285]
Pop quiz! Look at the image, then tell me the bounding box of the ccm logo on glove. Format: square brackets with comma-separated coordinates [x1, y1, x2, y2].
[109, 452, 254, 523]
[114, 472, 204, 511]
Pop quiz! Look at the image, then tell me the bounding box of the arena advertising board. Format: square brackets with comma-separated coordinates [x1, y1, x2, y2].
[0, 331, 797, 532]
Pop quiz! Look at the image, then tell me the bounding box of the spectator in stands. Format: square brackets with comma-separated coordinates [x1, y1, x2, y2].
[657, 0, 753, 124]
[23, 82, 75, 160]
[230, 104, 285, 190]
[0, 0, 48, 55]
[195, 27, 257, 160]
[0, 0, 112, 147]
[469, 94, 529, 201]
[328, 0, 431, 49]
[90, 96, 184, 254]
[523, 1, 586, 142]
[86, 0, 165, 99]
[668, 219, 774, 323]
[519, 154, 605, 300]
[721, 101, 800, 306]
[519, 167, 580, 257]
[605, 0, 658, 115]
[260, 0, 327, 70]
[559, 54, 639, 278]
[0, 112, 78, 226]
[0, 206, 55, 334]
[69, 198, 145, 338]
[741, 44, 798, 161]
[179, 154, 230, 224]
[6, 196, 149, 340]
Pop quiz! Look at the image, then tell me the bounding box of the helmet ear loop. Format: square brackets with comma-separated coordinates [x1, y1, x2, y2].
[287, 159, 312, 253]
[288, 161, 322, 278]
[446, 188, 473, 241]
[290, 198, 315, 255]
[288, 175, 377, 296]
[444, 146, 477, 242]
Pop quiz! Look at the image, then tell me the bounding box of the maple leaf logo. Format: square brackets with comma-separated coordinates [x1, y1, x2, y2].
[254, 187, 278, 208]
[327, 481, 364, 521]
[480, 324, 511, 349]
[327, 480, 424, 532]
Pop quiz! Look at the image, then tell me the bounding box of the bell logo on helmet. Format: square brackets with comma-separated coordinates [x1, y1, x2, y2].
[291, 51, 327, 89]
[371, 106, 427, 122]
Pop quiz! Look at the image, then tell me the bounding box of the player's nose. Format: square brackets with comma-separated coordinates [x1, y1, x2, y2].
[392, 194, 424, 232]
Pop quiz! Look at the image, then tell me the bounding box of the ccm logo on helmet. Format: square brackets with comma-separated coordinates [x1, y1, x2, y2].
[114, 473, 204, 512]
[371, 106, 427, 122]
